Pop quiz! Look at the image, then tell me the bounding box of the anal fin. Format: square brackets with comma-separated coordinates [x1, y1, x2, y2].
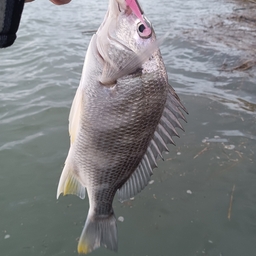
[57, 149, 86, 200]
[118, 149, 156, 202]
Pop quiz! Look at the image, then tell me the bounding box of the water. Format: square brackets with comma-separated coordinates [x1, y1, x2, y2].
[0, 0, 255, 255]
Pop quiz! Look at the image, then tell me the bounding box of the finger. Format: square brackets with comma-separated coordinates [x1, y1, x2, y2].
[25, 0, 35, 3]
[50, 0, 72, 5]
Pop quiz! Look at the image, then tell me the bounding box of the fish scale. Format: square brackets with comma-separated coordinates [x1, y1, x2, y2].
[57, 0, 187, 254]
[82, 74, 161, 163]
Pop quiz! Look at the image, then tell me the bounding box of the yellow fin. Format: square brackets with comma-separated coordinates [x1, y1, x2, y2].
[57, 151, 86, 199]
[77, 242, 90, 254]
[63, 171, 85, 199]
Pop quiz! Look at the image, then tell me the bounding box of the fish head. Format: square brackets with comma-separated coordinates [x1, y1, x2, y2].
[96, 0, 158, 85]
[98, 0, 154, 48]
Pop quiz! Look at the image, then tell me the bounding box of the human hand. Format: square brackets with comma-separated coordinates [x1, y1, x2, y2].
[0, 0, 73, 48]
[25, 0, 72, 5]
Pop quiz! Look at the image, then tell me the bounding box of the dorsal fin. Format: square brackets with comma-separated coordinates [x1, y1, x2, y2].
[118, 87, 187, 202]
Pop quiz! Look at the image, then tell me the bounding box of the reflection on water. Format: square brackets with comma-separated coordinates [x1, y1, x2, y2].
[218, 129, 256, 141]
[0, 0, 255, 256]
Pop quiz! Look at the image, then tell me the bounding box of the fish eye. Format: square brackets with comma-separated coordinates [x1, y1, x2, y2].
[138, 24, 145, 33]
[137, 20, 152, 39]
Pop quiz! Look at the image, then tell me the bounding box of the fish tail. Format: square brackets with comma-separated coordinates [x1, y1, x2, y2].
[77, 209, 118, 254]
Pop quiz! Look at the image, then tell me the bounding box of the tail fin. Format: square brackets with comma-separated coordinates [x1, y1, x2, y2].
[77, 209, 118, 254]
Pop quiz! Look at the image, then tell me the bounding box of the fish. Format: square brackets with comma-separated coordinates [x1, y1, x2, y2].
[56, 0, 187, 254]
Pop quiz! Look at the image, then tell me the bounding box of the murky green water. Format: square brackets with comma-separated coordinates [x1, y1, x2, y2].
[0, 0, 255, 255]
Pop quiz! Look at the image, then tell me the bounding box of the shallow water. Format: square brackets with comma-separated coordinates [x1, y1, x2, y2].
[0, 0, 255, 255]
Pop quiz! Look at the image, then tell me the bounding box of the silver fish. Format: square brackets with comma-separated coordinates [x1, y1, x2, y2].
[57, 0, 187, 254]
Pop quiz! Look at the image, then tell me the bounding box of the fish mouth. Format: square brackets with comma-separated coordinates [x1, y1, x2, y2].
[108, 0, 152, 38]
[125, 0, 152, 37]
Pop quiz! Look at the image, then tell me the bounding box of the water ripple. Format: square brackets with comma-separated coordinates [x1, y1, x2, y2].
[0, 132, 44, 151]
